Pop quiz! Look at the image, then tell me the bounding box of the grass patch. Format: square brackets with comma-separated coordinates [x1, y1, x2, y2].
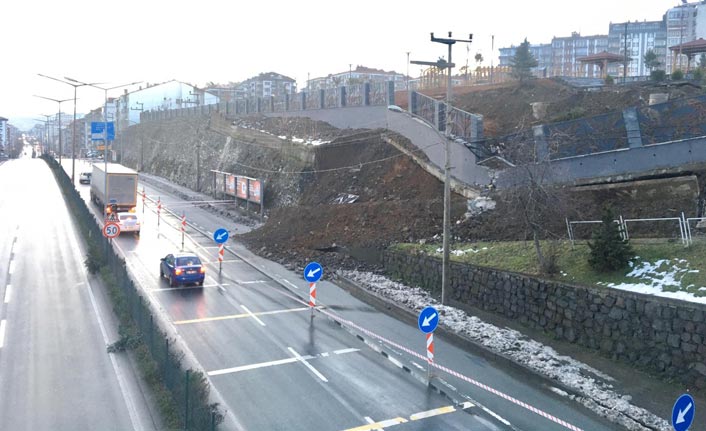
[393, 240, 706, 294]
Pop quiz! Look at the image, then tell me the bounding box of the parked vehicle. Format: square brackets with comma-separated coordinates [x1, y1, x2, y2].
[160, 252, 205, 287]
[90, 163, 138, 215]
[79, 172, 92, 184]
[117, 212, 140, 236]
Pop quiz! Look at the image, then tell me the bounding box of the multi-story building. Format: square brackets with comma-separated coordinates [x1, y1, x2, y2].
[238, 72, 296, 99]
[499, 43, 553, 77]
[664, 1, 706, 73]
[308, 65, 405, 91]
[551, 32, 608, 77]
[607, 20, 667, 78]
[114, 80, 220, 128]
[0, 117, 7, 153]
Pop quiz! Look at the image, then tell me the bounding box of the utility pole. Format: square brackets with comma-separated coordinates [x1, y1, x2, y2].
[490, 35, 495, 84]
[623, 22, 628, 83]
[406, 51, 411, 91]
[413, 32, 473, 305]
[34, 95, 72, 166]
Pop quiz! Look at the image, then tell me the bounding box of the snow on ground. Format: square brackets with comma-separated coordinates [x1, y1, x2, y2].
[600, 258, 705, 304]
[339, 270, 671, 431]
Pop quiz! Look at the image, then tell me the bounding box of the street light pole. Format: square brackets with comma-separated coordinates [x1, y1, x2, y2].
[430, 31, 473, 305]
[38, 74, 103, 183]
[34, 95, 72, 167]
[65, 78, 141, 218]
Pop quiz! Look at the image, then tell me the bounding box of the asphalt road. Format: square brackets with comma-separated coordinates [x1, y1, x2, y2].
[59, 156, 622, 431]
[0, 151, 154, 431]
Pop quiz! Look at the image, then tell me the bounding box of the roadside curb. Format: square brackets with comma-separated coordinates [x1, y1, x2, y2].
[332, 273, 586, 401]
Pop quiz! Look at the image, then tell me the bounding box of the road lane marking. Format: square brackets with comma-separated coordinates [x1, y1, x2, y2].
[364, 416, 390, 431]
[334, 348, 359, 355]
[241, 305, 266, 326]
[209, 357, 301, 376]
[4, 285, 10, 303]
[282, 278, 299, 289]
[8, 260, 15, 275]
[0, 320, 5, 348]
[208, 347, 359, 377]
[409, 405, 455, 420]
[238, 280, 268, 284]
[345, 418, 407, 431]
[288, 347, 328, 382]
[173, 306, 311, 325]
[341, 402, 473, 431]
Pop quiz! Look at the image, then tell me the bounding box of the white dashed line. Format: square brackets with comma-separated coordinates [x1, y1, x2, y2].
[0, 320, 6, 348]
[241, 305, 266, 326]
[8, 260, 15, 275]
[288, 347, 328, 382]
[4, 285, 11, 304]
[282, 278, 299, 289]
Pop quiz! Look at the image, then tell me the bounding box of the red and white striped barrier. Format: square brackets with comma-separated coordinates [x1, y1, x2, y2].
[218, 244, 224, 262]
[426, 333, 434, 364]
[309, 282, 316, 307]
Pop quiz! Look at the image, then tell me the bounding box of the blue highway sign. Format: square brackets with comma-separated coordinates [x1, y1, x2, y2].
[213, 228, 229, 244]
[91, 121, 115, 141]
[672, 393, 695, 431]
[304, 262, 323, 283]
[418, 306, 439, 334]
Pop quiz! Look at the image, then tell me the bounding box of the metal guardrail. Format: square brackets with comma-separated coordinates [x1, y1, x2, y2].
[566, 213, 692, 246]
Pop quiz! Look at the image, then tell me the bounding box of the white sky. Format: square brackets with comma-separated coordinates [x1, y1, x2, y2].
[1, 0, 678, 125]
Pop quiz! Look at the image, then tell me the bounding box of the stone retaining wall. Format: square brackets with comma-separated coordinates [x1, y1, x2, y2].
[383, 249, 706, 389]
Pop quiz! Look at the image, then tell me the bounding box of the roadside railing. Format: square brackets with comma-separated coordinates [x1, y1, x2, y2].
[43, 155, 223, 430]
[566, 212, 698, 246]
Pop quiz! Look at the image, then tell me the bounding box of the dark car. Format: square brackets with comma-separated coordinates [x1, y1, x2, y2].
[160, 252, 205, 287]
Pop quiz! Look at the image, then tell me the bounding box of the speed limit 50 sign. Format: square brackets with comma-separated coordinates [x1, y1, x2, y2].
[103, 222, 120, 238]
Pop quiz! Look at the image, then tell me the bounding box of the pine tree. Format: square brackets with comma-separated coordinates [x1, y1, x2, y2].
[587, 207, 634, 272]
[510, 38, 538, 83]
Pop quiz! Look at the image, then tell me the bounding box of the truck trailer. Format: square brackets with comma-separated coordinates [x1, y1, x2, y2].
[90, 163, 139, 215]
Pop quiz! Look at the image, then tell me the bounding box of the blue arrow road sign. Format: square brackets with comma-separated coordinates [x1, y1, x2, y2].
[213, 228, 229, 244]
[672, 393, 695, 431]
[418, 306, 439, 334]
[304, 262, 323, 283]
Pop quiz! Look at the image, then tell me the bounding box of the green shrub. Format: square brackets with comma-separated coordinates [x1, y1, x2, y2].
[693, 68, 704, 82]
[650, 70, 666, 82]
[605, 75, 614, 85]
[587, 207, 634, 272]
[672, 69, 684, 80]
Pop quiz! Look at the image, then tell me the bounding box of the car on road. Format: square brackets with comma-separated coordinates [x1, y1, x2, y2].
[79, 171, 92, 184]
[160, 252, 205, 287]
[117, 212, 140, 236]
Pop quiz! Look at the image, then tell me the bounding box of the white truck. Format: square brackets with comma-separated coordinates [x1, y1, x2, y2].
[90, 163, 139, 217]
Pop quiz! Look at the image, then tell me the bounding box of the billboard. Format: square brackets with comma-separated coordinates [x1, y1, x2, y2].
[223, 174, 262, 205]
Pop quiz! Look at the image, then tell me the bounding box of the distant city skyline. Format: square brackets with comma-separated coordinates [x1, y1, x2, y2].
[1, 0, 682, 125]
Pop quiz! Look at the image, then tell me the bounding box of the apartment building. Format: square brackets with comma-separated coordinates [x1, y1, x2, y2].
[607, 20, 667, 77]
[498, 43, 553, 77]
[308, 65, 405, 92]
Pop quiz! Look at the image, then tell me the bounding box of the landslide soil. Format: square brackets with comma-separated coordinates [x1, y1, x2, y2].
[238, 79, 706, 271]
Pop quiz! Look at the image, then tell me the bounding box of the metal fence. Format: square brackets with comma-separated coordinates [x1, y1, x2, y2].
[566, 213, 693, 246]
[44, 155, 223, 430]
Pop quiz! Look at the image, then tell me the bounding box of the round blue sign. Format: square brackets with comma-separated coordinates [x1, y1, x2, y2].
[418, 306, 439, 334]
[304, 262, 323, 283]
[213, 228, 229, 244]
[672, 393, 695, 431]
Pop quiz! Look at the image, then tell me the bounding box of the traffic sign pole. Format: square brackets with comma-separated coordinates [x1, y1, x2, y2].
[418, 306, 439, 384]
[157, 197, 161, 228]
[181, 213, 186, 251]
[426, 332, 434, 380]
[218, 244, 224, 274]
[309, 282, 316, 316]
[303, 262, 323, 318]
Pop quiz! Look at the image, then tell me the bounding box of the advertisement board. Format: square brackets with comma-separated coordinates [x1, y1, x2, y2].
[225, 175, 236, 196]
[248, 180, 262, 204]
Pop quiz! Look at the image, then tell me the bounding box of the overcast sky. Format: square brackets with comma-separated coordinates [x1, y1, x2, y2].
[2, 0, 677, 126]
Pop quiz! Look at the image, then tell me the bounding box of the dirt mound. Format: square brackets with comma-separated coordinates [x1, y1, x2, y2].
[401, 79, 704, 137]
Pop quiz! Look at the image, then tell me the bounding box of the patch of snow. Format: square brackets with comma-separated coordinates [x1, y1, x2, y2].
[278, 135, 287, 140]
[292, 137, 305, 143]
[339, 270, 670, 431]
[603, 258, 706, 304]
